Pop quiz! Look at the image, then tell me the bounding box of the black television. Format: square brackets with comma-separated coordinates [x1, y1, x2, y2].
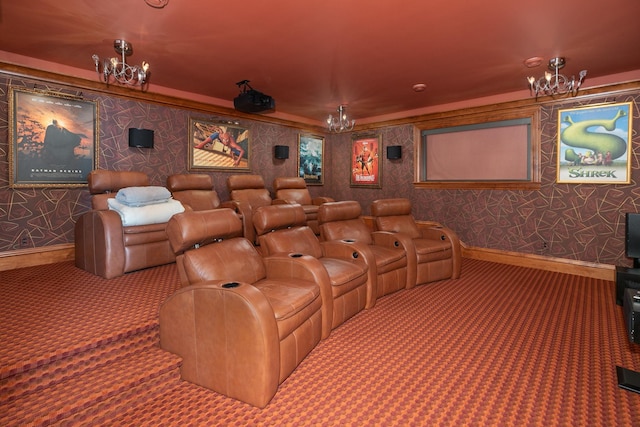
[626, 213, 640, 268]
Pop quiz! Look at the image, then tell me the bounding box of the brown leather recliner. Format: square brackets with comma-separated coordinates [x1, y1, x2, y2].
[160, 208, 322, 408]
[371, 198, 462, 286]
[227, 174, 275, 245]
[167, 173, 251, 239]
[273, 177, 334, 235]
[74, 170, 176, 279]
[318, 200, 413, 297]
[253, 204, 372, 337]
[166, 173, 221, 211]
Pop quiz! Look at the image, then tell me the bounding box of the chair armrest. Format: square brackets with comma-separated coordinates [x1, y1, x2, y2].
[223, 200, 255, 244]
[371, 230, 417, 289]
[417, 223, 462, 279]
[74, 210, 126, 279]
[159, 280, 280, 408]
[263, 253, 333, 339]
[312, 197, 335, 205]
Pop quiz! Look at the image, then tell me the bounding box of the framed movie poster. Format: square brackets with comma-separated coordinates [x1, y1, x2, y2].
[8, 87, 98, 188]
[557, 102, 632, 184]
[189, 118, 250, 170]
[351, 135, 381, 188]
[297, 134, 324, 185]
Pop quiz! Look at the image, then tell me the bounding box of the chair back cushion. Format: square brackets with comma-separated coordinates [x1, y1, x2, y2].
[166, 208, 244, 254]
[167, 173, 221, 211]
[227, 174, 272, 208]
[253, 204, 322, 258]
[273, 177, 312, 205]
[318, 201, 373, 244]
[181, 237, 267, 285]
[371, 198, 421, 239]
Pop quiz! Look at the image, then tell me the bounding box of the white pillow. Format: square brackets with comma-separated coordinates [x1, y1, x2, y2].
[115, 186, 171, 207]
[107, 198, 185, 226]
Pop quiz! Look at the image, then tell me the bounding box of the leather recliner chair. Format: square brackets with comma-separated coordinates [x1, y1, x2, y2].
[273, 176, 334, 235]
[226, 174, 276, 245]
[318, 200, 413, 298]
[74, 170, 176, 279]
[166, 173, 221, 211]
[253, 203, 372, 337]
[371, 198, 462, 286]
[167, 173, 251, 239]
[160, 208, 323, 408]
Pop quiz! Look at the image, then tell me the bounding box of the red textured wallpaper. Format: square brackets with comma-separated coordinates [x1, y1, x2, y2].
[1, 72, 639, 268]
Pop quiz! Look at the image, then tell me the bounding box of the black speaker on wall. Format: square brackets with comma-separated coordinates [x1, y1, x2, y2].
[129, 128, 154, 149]
[387, 145, 402, 160]
[274, 145, 289, 159]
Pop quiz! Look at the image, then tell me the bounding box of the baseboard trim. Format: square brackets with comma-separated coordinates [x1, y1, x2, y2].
[0, 244, 75, 272]
[462, 244, 615, 281]
[0, 242, 616, 281]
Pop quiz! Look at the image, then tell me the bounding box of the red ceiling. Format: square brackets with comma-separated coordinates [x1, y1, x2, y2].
[1, 0, 639, 125]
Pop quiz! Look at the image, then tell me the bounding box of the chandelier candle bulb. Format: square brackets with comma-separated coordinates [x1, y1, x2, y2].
[527, 57, 586, 99]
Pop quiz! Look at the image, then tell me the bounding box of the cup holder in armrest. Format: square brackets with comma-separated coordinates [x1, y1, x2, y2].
[290, 253, 304, 258]
[222, 282, 240, 288]
[352, 252, 359, 259]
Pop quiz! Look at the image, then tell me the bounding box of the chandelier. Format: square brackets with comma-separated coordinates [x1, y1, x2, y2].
[92, 40, 150, 88]
[327, 105, 355, 133]
[527, 57, 586, 99]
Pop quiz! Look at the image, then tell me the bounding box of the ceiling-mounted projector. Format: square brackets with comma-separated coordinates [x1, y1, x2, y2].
[233, 80, 275, 113]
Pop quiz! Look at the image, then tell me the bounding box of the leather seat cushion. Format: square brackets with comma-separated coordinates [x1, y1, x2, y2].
[369, 245, 407, 273]
[254, 279, 322, 340]
[414, 239, 453, 262]
[319, 258, 368, 298]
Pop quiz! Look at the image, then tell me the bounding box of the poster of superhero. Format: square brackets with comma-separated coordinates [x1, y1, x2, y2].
[557, 102, 632, 184]
[9, 87, 98, 188]
[351, 135, 381, 188]
[189, 118, 250, 170]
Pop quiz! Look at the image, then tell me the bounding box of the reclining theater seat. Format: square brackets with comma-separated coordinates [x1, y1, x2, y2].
[226, 174, 274, 245]
[167, 173, 251, 240]
[371, 198, 462, 286]
[160, 208, 322, 408]
[74, 170, 177, 279]
[166, 173, 221, 211]
[318, 200, 413, 298]
[253, 203, 371, 337]
[273, 176, 334, 235]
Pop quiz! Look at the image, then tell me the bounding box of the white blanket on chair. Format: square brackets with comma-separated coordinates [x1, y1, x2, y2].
[107, 198, 185, 226]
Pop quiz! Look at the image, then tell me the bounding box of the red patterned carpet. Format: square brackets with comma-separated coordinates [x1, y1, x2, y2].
[1, 259, 640, 426]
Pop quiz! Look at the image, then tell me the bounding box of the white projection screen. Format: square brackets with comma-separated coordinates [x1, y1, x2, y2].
[423, 119, 531, 181]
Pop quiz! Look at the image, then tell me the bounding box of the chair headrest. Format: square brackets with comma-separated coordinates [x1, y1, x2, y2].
[88, 170, 149, 194]
[166, 174, 213, 192]
[165, 208, 243, 254]
[318, 201, 361, 223]
[371, 198, 412, 217]
[253, 204, 307, 236]
[227, 174, 265, 191]
[273, 177, 307, 191]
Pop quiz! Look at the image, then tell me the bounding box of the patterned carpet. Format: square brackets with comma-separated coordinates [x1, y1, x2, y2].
[1, 259, 640, 426]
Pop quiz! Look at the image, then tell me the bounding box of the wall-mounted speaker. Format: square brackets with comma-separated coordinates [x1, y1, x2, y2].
[387, 145, 402, 160]
[128, 128, 154, 149]
[274, 145, 289, 160]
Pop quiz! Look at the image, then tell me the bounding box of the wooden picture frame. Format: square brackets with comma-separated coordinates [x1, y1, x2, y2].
[557, 102, 632, 184]
[350, 134, 381, 188]
[297, 134, 324, 185]
[189, 118, 250, 170]
[8, 87, 98, 188]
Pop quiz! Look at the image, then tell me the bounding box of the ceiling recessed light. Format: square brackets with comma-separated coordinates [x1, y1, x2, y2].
[524, 57, 544, 68]
[412, 83, 427, 92]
